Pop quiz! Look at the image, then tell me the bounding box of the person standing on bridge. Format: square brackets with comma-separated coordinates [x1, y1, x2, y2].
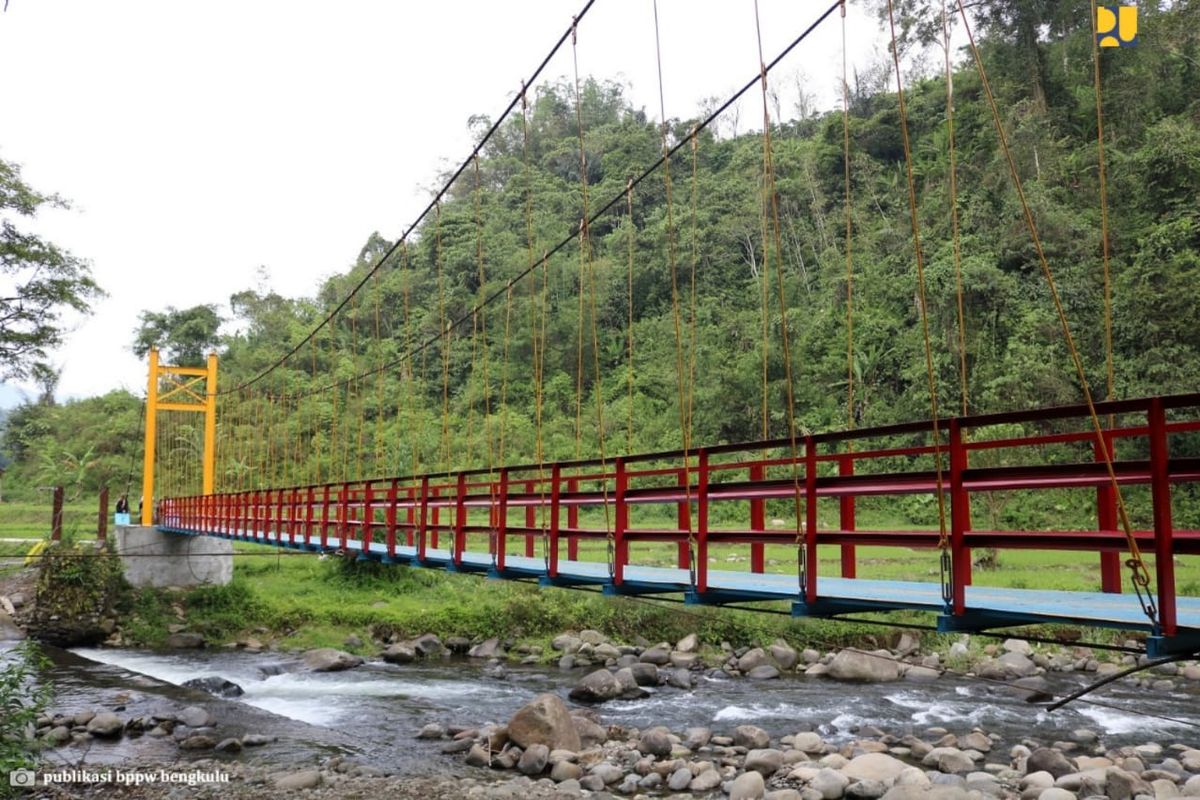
[115, 494, 129, 514]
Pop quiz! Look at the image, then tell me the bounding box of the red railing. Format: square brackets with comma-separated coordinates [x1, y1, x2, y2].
[161, 393, 1200, 636]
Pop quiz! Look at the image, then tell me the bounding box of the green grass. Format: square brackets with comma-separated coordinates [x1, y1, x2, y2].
[0, 501, 103, 540]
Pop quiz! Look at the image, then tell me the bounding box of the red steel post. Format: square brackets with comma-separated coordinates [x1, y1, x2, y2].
[1148, 397, 1177, 635]
[385, 479, 399, 559]
[676, 467, 691, 569]
[496, 468, 510, 572]
[304, 487, 316, 547]
[362, 482, 375, 554]
[567, 477, 579, 561]
[749, 463, 765, 573]
[697, 448, 710, 592]
[803, 437, 818, 604]
[454, 472, 467, 566]
[549, 464, 562, 576]
[949, 418, 968, 616]
[839, 454, 856, 578]
[1096, 432, 1121, 592]
[338, 484, 350, 551]
[430, 486, 440, 550]
[614, 459, 627, 586]
[417, 476, 430, 561]
[319, 485, 331, 548]
[525, 480, 536, 557]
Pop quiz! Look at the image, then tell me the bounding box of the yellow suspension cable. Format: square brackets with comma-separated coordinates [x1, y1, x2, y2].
[885, 0, 952, 586]
[625, 179, 636, 455]
[754, 0, 807, 590]
[1088, 0, 1116, 409]
[842, 1, 856, 430]
[955, 0, 1155, 622]
[943, 1, 969, 417]
[435, 202, 453, 475]
[373, 269, 385, 476]
[570, 18, 614, 570]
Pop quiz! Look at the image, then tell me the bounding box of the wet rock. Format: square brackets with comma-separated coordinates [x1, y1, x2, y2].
[590, 762, 624, 785]
[441, 738, 474, 754]
[179, 734, 215, 750]
[793, 732, 826, 754]
[961, 732, 992, 752]
[1036, 789, 1075, 800]
[640, 646, 671, 665]
[518, 743, 550, 775]
[579, 629, 606, 646]
[445, 636, 471, 654]
[465, 744, 491, 767]
[242, 733, 272, 747]
[45, 725, 71, 744]
[568, 668, 623, 703]
[179, 706, 213, 728]
[417, 723, 446, 739]
[1027, 748, 1075, 779]
[637, 727, 673, 757]
[749, 665, 781, 680]
[828, 649, 900, 682]
[274, 769, 322, 790]
[630, 662, 658, 686]
[413, 633, 444, 657]
[843, 753, 910, 784]
[731, 770, 767, 800]
[811, 767, 852, 799]
[770, 640, 799, 670]
[676, 633, 699, 652]
[1181, 775, 1200, 797]
[1106, 768, 1152, 800]
[690, 768, 723, 791]
[86, 712, 123, 737]
[739, 647, 770, 672]
[552, 634, 582, 654]
[166, 632, 205, 649]
[922, 747, 974, 774]
[745, 748, 785, 774]
[551, 761, 582, 782]
[685, 726, 712, 749]
[669, 767, 694, 791]
[214, 737, 242, 753]
[734, 725, 771, 749]
[182, 676, 244, 698]
[507, 693, 580, 751]
[1006, 676, 1054, 702]
[847, 779, 888, 799]
[382, 643, 416, 664]
[666, 667, 694, 689]
[469, 637, 504, 658]
[302, 647, 363, 672]
[904, 666, 940, 683]
[572, 715, 606, 746]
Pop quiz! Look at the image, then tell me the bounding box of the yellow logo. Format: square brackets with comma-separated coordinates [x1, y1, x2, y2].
[1097, 5, 1138, 47]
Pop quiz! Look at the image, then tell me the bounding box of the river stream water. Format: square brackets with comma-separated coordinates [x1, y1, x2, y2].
[19, 644, 1188, 775]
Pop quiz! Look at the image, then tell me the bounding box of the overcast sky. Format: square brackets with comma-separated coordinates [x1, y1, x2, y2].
[0, 0, 886, 408]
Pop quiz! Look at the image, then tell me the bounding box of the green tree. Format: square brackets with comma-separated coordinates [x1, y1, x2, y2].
[0, 157, 103, 380]
[132, 304, 222, 366]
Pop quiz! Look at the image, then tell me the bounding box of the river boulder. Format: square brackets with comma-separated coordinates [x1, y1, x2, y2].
[507, 692, 581, 751]
[568, 668, 623, 703]
[828, 649, 900, 682]
[302, 647, 363, 672]
[183, 676, 244, 698]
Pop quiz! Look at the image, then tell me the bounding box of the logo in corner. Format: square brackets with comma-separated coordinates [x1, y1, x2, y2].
[1097, 5, 1138, 47]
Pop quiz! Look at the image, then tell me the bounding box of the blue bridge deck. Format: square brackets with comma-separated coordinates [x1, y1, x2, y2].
[159, 525, 1200, 657]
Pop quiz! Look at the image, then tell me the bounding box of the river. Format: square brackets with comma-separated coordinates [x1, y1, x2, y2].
[17, 643, 1189, 776]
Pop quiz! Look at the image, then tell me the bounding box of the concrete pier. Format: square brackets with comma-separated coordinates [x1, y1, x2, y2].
[114, 526, 232, 588]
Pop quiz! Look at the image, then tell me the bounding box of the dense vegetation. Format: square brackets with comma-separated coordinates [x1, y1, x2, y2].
[3, 1, 1198, 529]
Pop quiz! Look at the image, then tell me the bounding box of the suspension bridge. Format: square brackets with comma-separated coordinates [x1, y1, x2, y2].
[133, 0, 1199, 659]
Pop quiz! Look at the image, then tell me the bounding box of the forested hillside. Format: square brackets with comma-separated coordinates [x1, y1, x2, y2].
[3, 0, 1198, 507]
